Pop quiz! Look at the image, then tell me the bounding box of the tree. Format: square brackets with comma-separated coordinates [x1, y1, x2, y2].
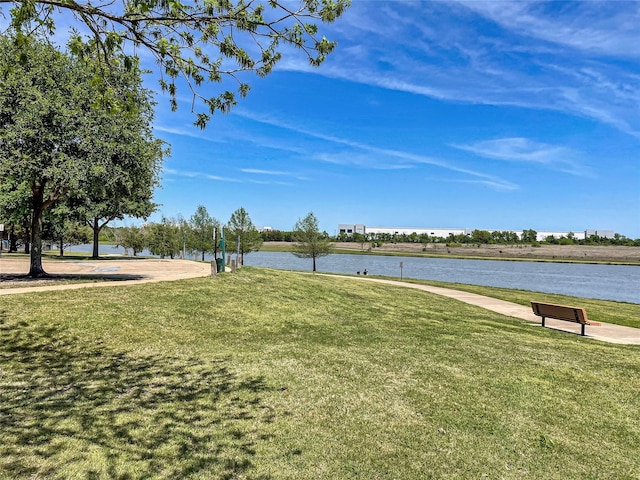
[0, 35, 164, 275]
[42, 206, 91, 257]
[471, 229, 492, 244]
[147, 218, 182, 259]
[521, 229, 538, 243]
[4, 0, 350, 128]
[0, 181, 31, 253]
[68, 57, 166, 259]
[187, 205, 218, 261]
[0, 36, 94, 275]
[118, 226, 147, 256]
[226, 207, 263, 264]
[291, 212, 332, 272]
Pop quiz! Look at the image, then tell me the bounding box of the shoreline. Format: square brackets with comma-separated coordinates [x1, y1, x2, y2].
[262, 242, 640, 266]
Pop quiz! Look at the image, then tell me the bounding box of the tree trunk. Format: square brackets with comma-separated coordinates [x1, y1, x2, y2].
[9, 225, 17, 252]
[29, 184, 47, 277]
[91, 217, 100, 258]
[312, 255, 317, 272]
[59, 234, 64, 257]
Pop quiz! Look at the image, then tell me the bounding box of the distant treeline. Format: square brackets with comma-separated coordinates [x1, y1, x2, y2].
[260, 228, 639, 247]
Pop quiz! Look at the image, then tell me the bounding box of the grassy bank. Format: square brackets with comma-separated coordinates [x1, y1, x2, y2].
[1, 267, 638, 479]
[261, 242, 640, 265]
[385, 277, 640, 329]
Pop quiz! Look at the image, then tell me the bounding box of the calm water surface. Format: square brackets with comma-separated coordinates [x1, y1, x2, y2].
[244, 251, 640, 304]
[69, 245, 640, 303]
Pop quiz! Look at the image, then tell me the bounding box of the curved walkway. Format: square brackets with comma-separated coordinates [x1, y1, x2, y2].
[0, 257, 212, 295]
[327, 275, 640, 346]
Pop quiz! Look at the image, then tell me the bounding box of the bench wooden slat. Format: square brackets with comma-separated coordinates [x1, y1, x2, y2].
[530, 301, 601, 336]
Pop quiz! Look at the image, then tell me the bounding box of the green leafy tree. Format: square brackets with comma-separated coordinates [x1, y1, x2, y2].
[0, 35, 164, 274]
[352, 232, 368, 250]
[147, 218, 182, 259]
[0, 36, 96, 275]
[4, 0, 349, 127]
[226, 207, 263, 264]
[118, 226, 147, 256]
[291, 212, 332, 272]
[544, 235, 559, 245]
[521, 229, 538, 243]
[0, 181, 31, 252]
[471, 229, 493, 244]
[187, 205, 218, 261]
[68, 59, 166, 259]
[42, 206, 91, 257]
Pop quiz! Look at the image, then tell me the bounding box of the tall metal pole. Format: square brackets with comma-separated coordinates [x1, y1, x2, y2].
[220, 227, 226, 267]
[214, 227, 218, 259]
[237, 235, 241, 267]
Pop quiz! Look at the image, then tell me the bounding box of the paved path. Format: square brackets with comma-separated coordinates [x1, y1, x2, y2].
[0, 257, 212, 295]
[327, 275, 640, 345]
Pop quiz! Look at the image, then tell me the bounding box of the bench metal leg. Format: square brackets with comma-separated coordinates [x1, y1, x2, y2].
[541, 316, 546, 327]
[581, 324, 585, 336]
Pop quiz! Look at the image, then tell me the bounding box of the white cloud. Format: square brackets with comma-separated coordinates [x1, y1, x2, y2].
[163, 167, 241, 183]
[241, 168, 290, 175]
[445, 178, 519, 192]
[163, 166, 295, 185]
[280, 1, 640, 137]
[236, 109, 519, 190]
[453, 137, 594, 177]
[154, 125, 227, 144]
[457, 0, 640, 58]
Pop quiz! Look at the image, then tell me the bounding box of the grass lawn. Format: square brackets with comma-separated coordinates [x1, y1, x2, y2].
[1, 267, 638, 479]
[392, 277, 640, 329]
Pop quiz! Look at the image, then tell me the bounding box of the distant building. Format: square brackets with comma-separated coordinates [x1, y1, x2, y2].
[337, 224, 366, 235]
[585, 229, 614, 239]
[256, 226, 273, 232]
[339, 224, 614, 242]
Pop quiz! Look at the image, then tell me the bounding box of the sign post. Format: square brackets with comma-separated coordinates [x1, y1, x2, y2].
[400, 261, 403, 280]
[220, 227, 226, 268]
[236, 235, 241, 268]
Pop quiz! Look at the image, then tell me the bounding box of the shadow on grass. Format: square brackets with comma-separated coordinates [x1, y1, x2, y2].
[0, 273, 146, 285]
[0, 310, 274, 479]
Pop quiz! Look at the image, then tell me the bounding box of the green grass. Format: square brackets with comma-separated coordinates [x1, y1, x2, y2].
[1, 267, 638, 479]
[391, 277, 640, 329]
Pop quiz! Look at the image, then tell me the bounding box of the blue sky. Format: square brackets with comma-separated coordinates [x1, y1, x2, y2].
[8, 1, 640, 237]
[150, 0, 640, 237]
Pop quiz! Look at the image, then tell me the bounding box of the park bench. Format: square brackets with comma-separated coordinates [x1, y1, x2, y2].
[530, 301, 601, 336]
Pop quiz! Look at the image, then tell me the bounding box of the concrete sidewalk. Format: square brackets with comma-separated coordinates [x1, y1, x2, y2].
[0, 257, 212, 295]
[329, 275, 640, 346]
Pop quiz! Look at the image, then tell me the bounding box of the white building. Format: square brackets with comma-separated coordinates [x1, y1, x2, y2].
[337, 224, 366, 235]
[338, 224, 470, 238]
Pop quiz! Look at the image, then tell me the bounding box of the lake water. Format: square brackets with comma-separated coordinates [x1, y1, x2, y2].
[66, 245, 640, 303]
[243, 251, 640, 304]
